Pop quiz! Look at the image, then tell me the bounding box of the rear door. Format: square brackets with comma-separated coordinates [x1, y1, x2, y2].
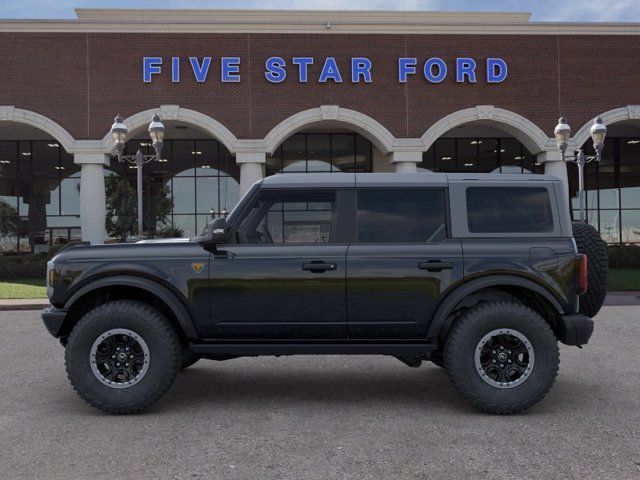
[346, 187, 463, 339]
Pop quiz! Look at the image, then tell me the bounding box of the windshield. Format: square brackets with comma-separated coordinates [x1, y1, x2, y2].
[197, 182, 261, 237]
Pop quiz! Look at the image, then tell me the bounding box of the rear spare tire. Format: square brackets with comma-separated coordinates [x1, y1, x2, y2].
[572, 222, 608, 317]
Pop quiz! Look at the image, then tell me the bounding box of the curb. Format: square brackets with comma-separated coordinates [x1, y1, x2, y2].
[0, 301, 49, 312]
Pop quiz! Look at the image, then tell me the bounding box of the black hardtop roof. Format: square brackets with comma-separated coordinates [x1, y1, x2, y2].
[259, 172, 560, 189]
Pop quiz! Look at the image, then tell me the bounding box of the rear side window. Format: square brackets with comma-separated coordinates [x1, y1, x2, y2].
[466, 187, 554, 233]
[356, 188, 447, 243]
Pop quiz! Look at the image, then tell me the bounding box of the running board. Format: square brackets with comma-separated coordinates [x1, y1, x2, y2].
[190, 342, 436, 356]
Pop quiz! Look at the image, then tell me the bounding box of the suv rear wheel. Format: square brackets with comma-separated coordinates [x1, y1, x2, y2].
[444, 301, 559, 414]
[65, 300, 181, 414]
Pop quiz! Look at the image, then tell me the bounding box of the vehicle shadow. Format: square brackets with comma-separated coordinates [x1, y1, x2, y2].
[158, 360, 470, 413]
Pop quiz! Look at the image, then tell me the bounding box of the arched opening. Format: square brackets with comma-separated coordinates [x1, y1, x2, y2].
[418, 123, 543, 175]
[0, 122, 80, 253]
[263, 106, 396, 175]
[107, 121, 239, 240]
[571, 120, 640, 244]
[265, 126, 378, 176]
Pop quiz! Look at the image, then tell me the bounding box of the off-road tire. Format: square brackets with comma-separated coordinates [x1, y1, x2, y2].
[180, 349, 201, 370]
[430, 351, 444, 368]
[444, 301, 559, 414]
[65, 300, 181, 414]
[572, 222, 608, 317]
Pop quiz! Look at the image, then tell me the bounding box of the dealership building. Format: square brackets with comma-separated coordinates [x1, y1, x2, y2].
[0, 8, 639, 252]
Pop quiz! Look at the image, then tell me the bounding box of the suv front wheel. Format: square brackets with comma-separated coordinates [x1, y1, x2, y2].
[65, 300, 182, 414]
[444, 301, 559, 414]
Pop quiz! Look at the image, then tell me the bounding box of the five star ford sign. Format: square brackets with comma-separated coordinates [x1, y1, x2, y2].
[142, 56, 508, 84]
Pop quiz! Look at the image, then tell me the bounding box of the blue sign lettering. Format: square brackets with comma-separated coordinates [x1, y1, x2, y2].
[487, 58, 508, 83]
[265, 56, 286, 83]
[292, 57, 313, 82]
[221, 57, 241, 82]
[424, 58, 447, 83]
[398, 58, 417, 83]
[189, 57, 211, 83]
[142, 56, 508, 84]
[143, 57, 162, 83]
[171, 57, 180, 83]
[456, 58, 477, 83]
[351, 58, 372, 83]
[319, 57, 342, 83]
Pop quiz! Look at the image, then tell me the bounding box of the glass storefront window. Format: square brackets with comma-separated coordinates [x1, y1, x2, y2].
[420, 137, 532, 174]
[107, 138, 240, 240]
[0, 140, 82, 253]
[267, 132, 372, 174]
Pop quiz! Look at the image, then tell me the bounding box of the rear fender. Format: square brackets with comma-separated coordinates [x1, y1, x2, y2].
[426, 275, 565, 339]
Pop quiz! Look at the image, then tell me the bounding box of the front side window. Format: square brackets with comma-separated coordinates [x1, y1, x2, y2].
[356, 189, 447, 243]
[466, 187, 554, 233]
[237, 190, 335, 244]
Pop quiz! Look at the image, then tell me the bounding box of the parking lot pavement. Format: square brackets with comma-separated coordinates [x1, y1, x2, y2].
[1, 308, 639, 480]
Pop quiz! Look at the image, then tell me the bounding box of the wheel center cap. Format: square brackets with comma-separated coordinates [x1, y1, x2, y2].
[497, 352, 508, 362]
[117, 352, 128, 362]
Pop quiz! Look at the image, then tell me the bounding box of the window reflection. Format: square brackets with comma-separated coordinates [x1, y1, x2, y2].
[0, 140, 81, 253]
[267, 133, 373, 174]
[107, 138, 239, 240]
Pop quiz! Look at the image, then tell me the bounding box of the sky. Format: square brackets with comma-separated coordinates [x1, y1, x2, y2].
[2, 0, 640, 22]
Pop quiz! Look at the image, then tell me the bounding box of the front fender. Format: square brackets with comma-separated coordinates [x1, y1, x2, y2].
[63, 275, 198, 339]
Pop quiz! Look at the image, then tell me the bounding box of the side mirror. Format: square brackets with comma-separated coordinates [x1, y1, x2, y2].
[209, 216, 228, 243]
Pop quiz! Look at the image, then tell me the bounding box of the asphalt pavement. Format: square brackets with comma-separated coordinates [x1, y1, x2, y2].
[1, 308, 639, 480]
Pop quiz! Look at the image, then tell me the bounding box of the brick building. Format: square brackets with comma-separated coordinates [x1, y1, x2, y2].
[0, 9, 639, 251]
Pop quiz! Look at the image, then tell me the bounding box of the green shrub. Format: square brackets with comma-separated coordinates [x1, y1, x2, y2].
[0, 245, 71, 280]
[608, 245, 640, 270]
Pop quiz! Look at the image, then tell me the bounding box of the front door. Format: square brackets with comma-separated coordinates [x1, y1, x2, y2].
[346, 188, 463, 339]
[211, 188, 347, 339]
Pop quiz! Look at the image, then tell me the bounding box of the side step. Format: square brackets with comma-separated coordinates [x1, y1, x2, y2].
[190, 342, 436, 356]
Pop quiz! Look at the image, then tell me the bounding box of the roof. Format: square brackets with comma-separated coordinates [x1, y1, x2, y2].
[1, 9, 639, 35]
[260, 172, 559, 189]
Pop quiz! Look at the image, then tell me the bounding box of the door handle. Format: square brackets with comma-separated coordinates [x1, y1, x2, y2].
[418, 261, 453, 272]
[302, 262, 337, 273]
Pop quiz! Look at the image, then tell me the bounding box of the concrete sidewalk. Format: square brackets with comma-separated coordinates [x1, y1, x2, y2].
[1, 291, 639, 311]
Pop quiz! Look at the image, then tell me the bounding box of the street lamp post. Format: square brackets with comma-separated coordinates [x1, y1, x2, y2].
[554, 116, 607, 223]
[110, 114, 165, 238]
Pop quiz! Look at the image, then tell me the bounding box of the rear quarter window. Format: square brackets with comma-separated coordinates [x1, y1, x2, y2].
[466, 186, 554, 233]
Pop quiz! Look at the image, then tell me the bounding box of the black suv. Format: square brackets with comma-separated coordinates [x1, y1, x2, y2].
[42, 173, 600, 414]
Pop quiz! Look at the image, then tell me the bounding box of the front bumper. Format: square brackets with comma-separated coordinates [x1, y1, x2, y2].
[557, 314, 594, 346]
[41, 306, 68, 338]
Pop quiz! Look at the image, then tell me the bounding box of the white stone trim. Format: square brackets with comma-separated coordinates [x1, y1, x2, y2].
[571, 105, 640, 149]
[421, 106, 552, 154]
[263, 106, 397, 155]
[0, 106, 76, 152]
[100, 105, 239, 154]
[2, 10, 640, 35]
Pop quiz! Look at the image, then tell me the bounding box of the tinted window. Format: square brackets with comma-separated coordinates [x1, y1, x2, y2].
[238, 190, 335, 244]
[466, 187, 554, 233]
[356, 189, 446, 243]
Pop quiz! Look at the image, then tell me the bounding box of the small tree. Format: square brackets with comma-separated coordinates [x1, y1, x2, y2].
[105, 175, 176, 241]
[0, 200, 19, 251]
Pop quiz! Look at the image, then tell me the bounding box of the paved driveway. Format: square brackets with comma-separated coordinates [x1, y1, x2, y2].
[1, 308, 639, 480]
